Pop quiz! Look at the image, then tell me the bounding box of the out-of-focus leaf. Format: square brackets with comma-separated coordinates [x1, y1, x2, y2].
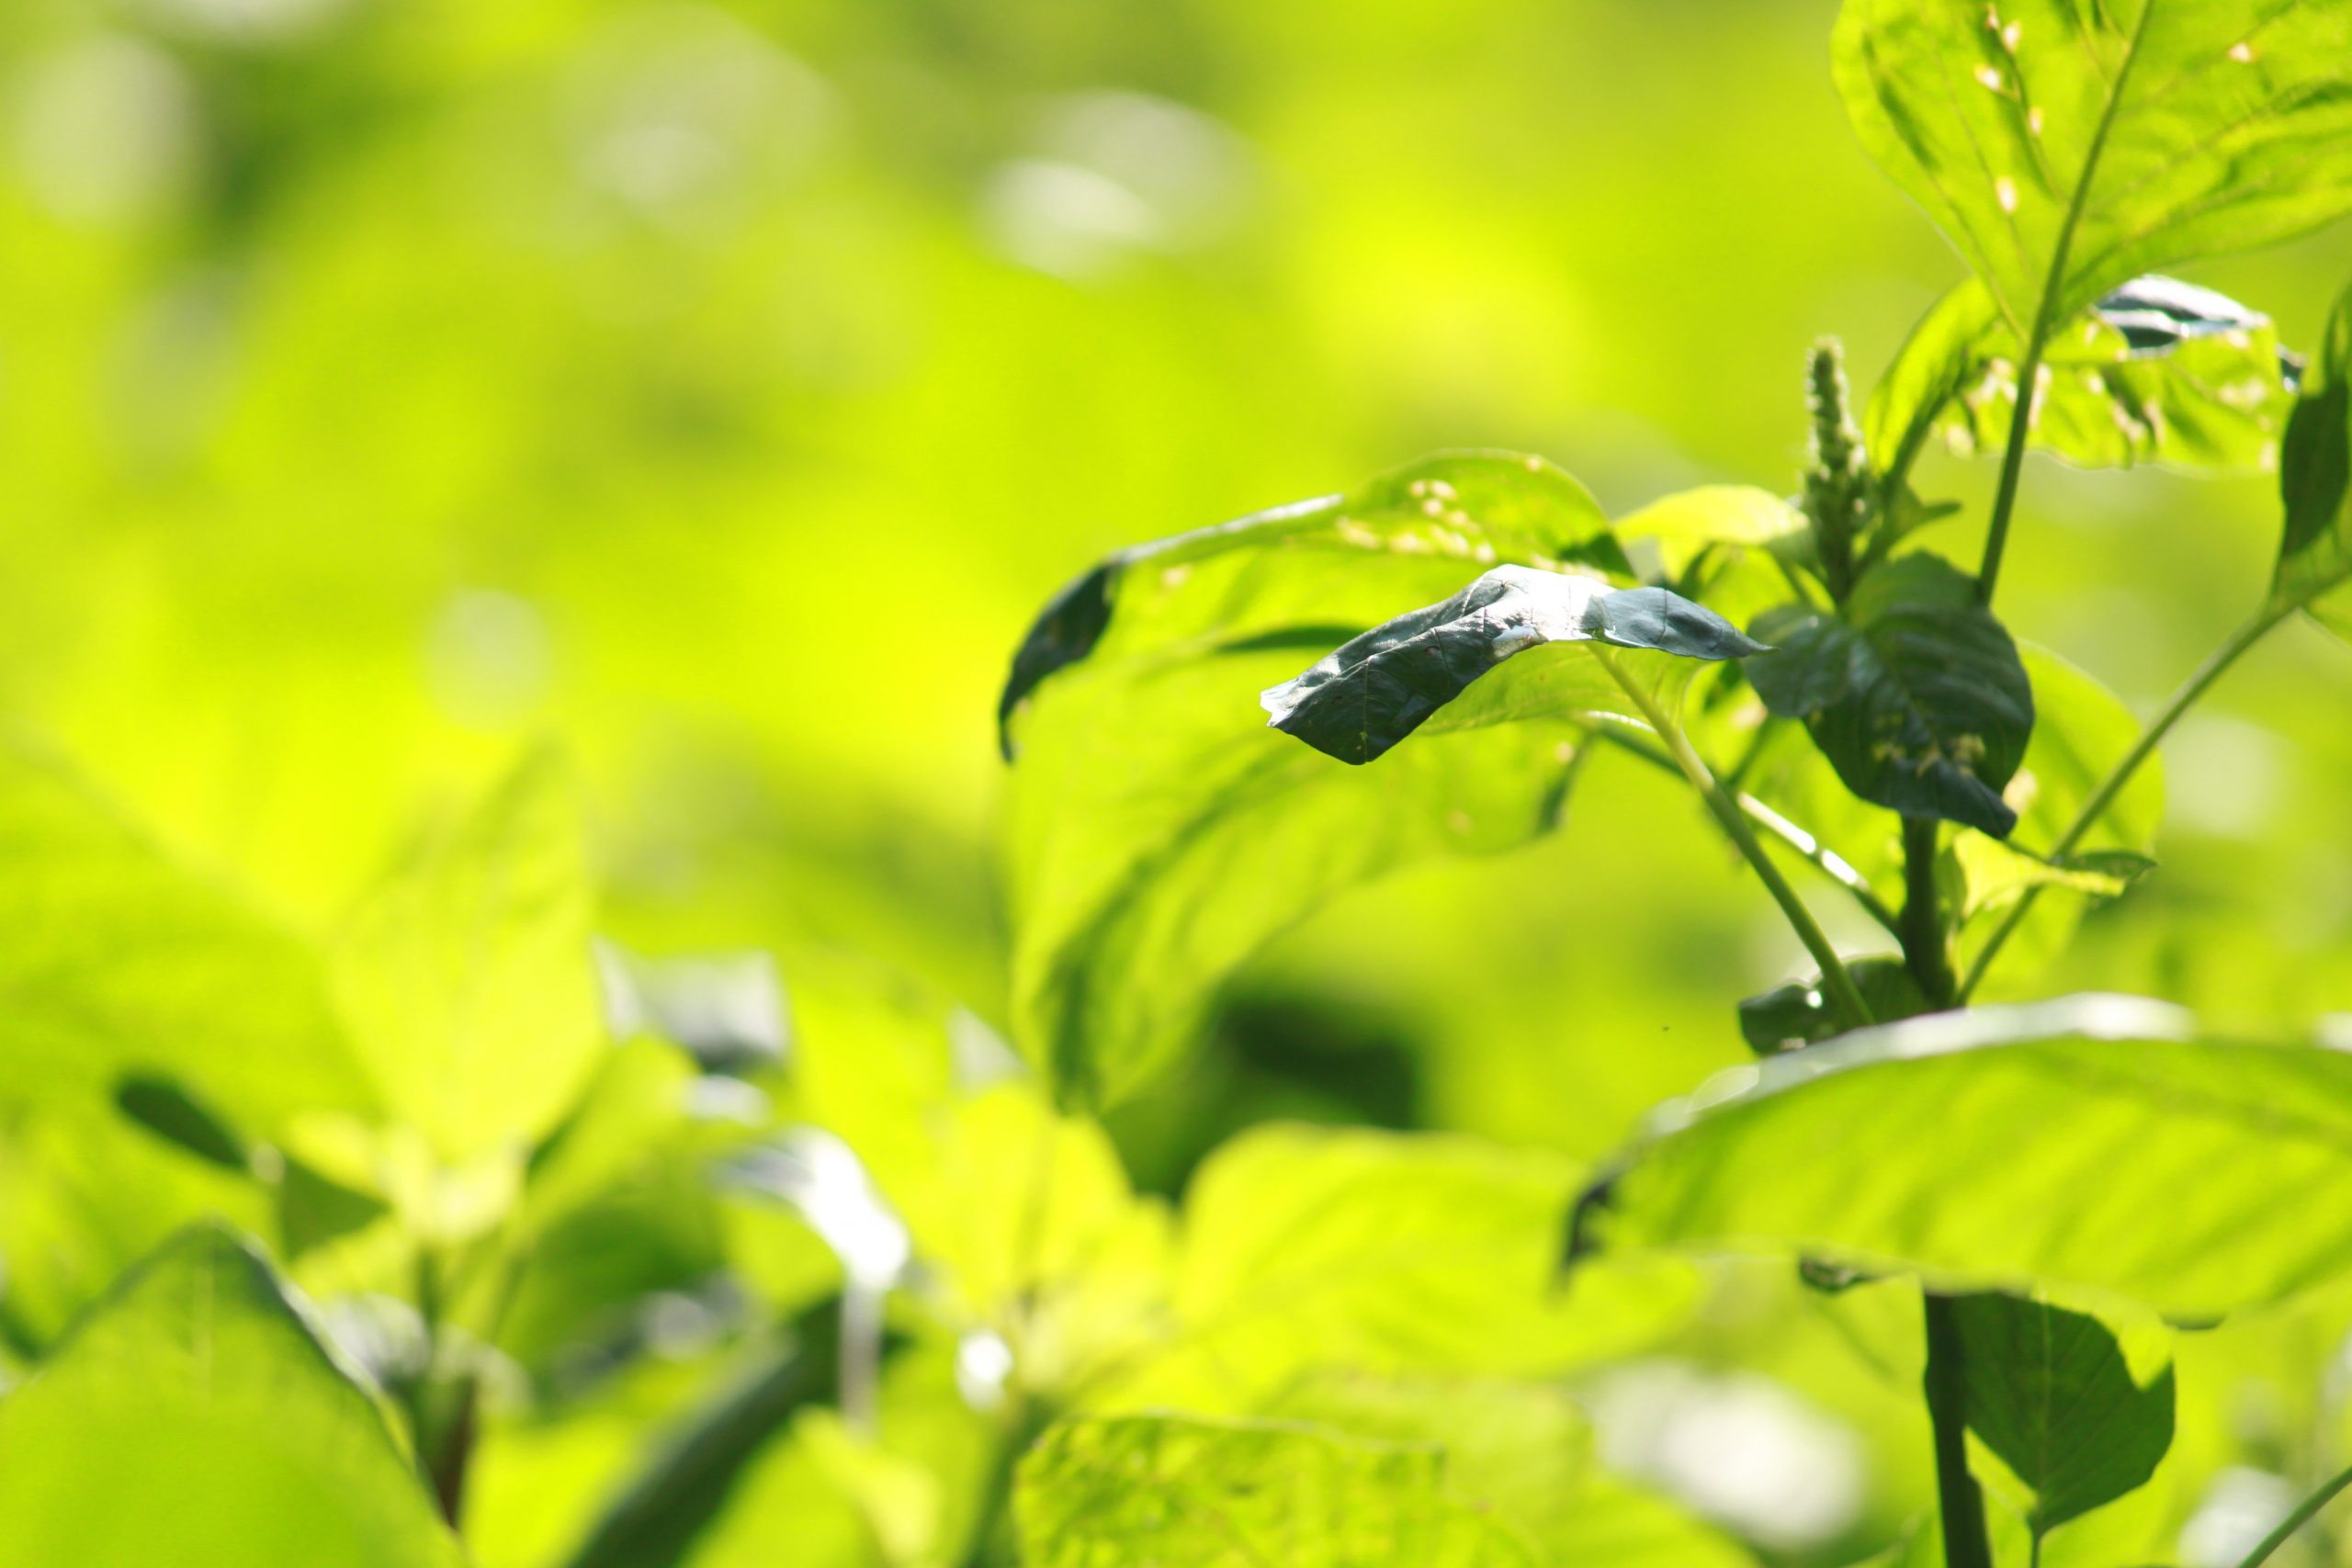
[1262, 566, 1764, 764]
[1575, 995, 2352, 1317]
[881, 1085, 1172, 1401]
[1115, 1124, 1695, 1410]
[331, 748, 605, 1163]
[1955, 646, 2165, 991]
[1615, 486, 1808, 581]
[0, 736, 366, 1133]
[1003, 454, 1638, 1109]
[1951, 1293, 2175, 1532]
[1014, 1414, 1541, 1565]
[558, 1297, 847, 1568]
[0, 1224, 462, 1568]
[113, 1072, 252, 1171]
[1749, 555, 2034, 837]
[2274, 277, 2352, 637]
[1738, 956, 1930, 1054]
[1268, 1374, 1752, 1567]
[1833, 0, 2352, 331]
[999, 451, 1631, 753]
[1009, 619, 1587, 1110]
[1871, 276, 2301, 481]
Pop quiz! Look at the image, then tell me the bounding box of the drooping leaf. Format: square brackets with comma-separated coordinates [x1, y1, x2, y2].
[0, 734, 367, 1134]
[999, 450, 1631, 754]
[0, 1224, 463, 1568]
[1871, 276, 2301, 482]
[1263, 566, 1764, 765]
[331, 748, 605, 1162]
[1113, 1124, 1695, 1410]
[1748, 555, 2034, 837]
[1834, 0, 2352, 333]
[1014, 1414, 1541, 1566]
[2273, 276, 2352, 636]
[1573, 995, 2352, 1317]
[1951, 1292, 2175, 1533]
[1005, 456, 1634, 1110]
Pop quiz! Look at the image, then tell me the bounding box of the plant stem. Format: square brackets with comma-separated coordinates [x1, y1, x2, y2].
[1899, 816, 1956, 1008]
[1598, 655, 1875, 1032]
[1974, 0, 2154, 607]
[2234, 1459, 2352, 1568]
[1923, 1292, 1996, 1568]
[1597, 727, 1902, 935]
[1958, 604, 2288, 999]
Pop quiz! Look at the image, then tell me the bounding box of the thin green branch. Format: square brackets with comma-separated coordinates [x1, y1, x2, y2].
[2234, 1460, 2352, 1568]
[1595, 656, 1875, 1032]
[1958, 604, 2287, 999]
[1596, 726, 1902, 936]
[1975, 0, 2157, 606]
[1899, 816, 1957, 1008]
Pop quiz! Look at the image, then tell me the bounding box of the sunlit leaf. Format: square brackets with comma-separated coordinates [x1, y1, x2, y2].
[0, 735, 366, 1134]
[331, 749, 605, 1162]
[1000, 450, 1631, 754]
[1615, 486, 1809, 581]
[1006, 458, 1634, 1107]
[1871, 276, 2301, 480]
[1263, 566, 1764, 764]
[1952, 1292, 2175, 1532]
[1834, 0, 2352, 331]
[1115, 1123, 1695, 1410]
[1575, 995, 2352, 1316]
[1749, 555, 2034, 837]
[0, 1224, 462, 1568]
[1014, 1414, 1541, 1566]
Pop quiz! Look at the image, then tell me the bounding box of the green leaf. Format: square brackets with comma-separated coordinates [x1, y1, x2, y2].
[1615, 486, 1809, 581]
[0, 1224, 462, 1568]
[1117, 1124, 1695, 1410]
[1000, 450, 1630, 756]
[1738, 956, 1930, 1053]
[1951, 1292, 2175, 1533]
[1833, 0, 2352, 333]
[1006, 456, 1632, 1109]
[1264, 566, 1765, 765]
[1955, 645, 2165, 990]
[1871, 276, 2301, 481]
[331, 748, 605, 1162]
[1014, 1414, 1541, 1566]
[1748, 555, 2035, 837]
[1574, 994, 2352, 1317]
[2274, 276, 2352, 632]
[0, 734, 367, 1134]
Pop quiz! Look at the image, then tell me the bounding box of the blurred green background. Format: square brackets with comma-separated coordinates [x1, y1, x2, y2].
[6, 0, 2352, 1560]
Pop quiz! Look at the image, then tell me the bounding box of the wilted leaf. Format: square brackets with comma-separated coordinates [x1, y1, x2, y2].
[1574, 994, 2352, 1317]
[1951, 1292, 2175, 1532]
[1871, 276, 2301, 480]
[1263, 566, 1764, 765]
[1748, 555, 2034, 837]
[331, 749, 605, 1162]
[1014, 1414, 1540, 1566]
[0, 1224, 462, 1568]
[1834, 0, 2352, 331]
